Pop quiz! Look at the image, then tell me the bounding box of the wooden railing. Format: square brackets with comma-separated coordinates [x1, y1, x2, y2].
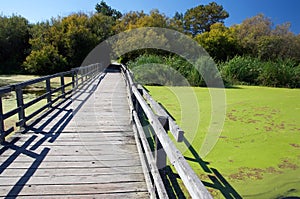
[0, 62, 212, 198]
[0, 63, 104, 143]
[121, 65, 212, 199]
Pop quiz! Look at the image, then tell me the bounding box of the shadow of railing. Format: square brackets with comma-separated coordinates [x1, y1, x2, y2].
[0, 72, 105, 198]
[163, 165, 186, 198]
[183, 137, 242, 199]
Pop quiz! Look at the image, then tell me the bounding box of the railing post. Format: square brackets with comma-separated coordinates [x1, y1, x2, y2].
[73, 70, 79, 88]
[0, 96, 5, 143]
[46, 79, 52, 106]
[155, 116, 168, 176]
[71, 71, 75, 89]
[60, 75, 65, 98]
[81, 68, 84, 84]
[135, 88, 143, 115]
[15, 86, 25, 128]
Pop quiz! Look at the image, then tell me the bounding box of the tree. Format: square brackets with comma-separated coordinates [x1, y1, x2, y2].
[184, 2, 229, 36]
[61, 14, 98, 67]
[114, 10, 168, 33]
[95, 1, 122, 20]
[264, 23, 300, 62]
[235, 14, 300, 62]
[88, 13, 115, 42]
[0, 15, 30, 73]
[25, 13, 100, 72]
[195, 23, 241, 62]
[169, 12, 184, 32]
[234, 14, 272, 55]
[136, 9, 168, 28]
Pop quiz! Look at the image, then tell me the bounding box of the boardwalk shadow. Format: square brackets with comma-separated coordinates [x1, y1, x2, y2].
[0, 72, 106, 198]
[183, 137, 242, 199]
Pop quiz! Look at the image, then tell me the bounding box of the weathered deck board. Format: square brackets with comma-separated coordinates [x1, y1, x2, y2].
[0, 70, 149, 198]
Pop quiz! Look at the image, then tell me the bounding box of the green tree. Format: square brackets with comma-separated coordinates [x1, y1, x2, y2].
[169, 12, 184, 32]
[25, 13, 100, 72]
[136, 9, 168, 28]
[88, 13, 115, 42]
[114, 10, 168, 33]
[0, 15, 30, 73]
[29, 21, 52, 51]
[184, 2, 229, 36]
[195, 23, 241, 62]
[95, 1, 122, 20]
[61, 14, 98, 67]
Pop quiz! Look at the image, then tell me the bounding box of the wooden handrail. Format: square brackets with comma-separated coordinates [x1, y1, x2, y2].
[0, 63, 104, 143]
[1, 62, 213, 198]
[121, 64, 212, 199]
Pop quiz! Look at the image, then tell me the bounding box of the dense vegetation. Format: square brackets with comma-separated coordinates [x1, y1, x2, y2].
[0, 1, 300, 87]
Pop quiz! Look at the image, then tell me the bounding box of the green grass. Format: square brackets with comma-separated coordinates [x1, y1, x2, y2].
[146, 85, 300, 198]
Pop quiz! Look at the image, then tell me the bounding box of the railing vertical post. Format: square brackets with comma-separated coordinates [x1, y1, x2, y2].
[71, 71, 75, 89]
[0, 96, 5, 143]
[155, 116, 168, 179]
[81, 68, 84, 84]
[60, 75, 65, 98]
[46, 79, 52, 106]
[75, 70, 79, 88]
[92, 64, 95, 78]
[135, 88, 143, 115]
[15, 86, 25, 128]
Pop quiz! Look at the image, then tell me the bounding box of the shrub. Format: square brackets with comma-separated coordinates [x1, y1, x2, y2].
[23, 45, 68, 75]
[220, 56, 262, 85]
[258, 59, 299, 88]
[128, 54, 222, 87]
[220, 56, 300, 88]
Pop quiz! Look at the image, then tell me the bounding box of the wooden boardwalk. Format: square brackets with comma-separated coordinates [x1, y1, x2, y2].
[0, 68, 149, 198]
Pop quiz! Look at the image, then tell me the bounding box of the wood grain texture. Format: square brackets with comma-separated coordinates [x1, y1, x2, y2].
[0, 69, 148, 198]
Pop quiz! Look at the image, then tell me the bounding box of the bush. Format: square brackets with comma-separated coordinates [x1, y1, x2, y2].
[128, 54, 222, 87]
[23, 45, 68, 75]
[220, 56, 262, 85]
[258, 59, 299, 88]
[128, 54, 188, 86]
[220, 56, 300, 88]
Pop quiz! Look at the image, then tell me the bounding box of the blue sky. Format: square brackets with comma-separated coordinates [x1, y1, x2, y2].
[1, 0, 300, 34]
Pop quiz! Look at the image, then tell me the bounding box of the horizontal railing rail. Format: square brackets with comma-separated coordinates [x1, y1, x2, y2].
[0, 63, 104, 143]
[121, 64, 212, 199]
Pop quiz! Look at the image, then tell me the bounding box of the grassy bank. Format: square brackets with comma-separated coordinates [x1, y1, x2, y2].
[146, 85, 300, 198]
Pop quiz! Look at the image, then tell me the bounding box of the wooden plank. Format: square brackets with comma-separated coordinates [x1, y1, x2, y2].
[0, 154, 141, 163]
[1, 149, 139, 157]
[0, 182, 148, 195]
[1, 144, 140, 156]
[0, 173, 146, 186]
[14, 138, 136, 145]
[1, 166, 144, 177]
[8, 193, 149, 199]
